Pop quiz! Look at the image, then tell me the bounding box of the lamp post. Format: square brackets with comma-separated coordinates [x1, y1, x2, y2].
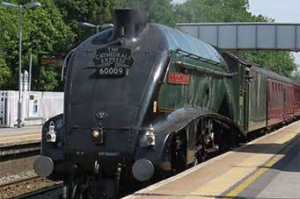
[82, 22, 113, 33]
[1, 1, 41, 128]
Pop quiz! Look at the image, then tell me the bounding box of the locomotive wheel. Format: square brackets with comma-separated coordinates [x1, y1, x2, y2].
[194, 118, 219, 165]
[171, 132, 187, 173]
[193, 146, 207, 166]
[64, 178, 117, 199]
[66, 178, 93, 199]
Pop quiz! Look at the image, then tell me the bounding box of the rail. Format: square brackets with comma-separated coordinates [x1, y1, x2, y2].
[0, 141, 40, 161]
[0, 176, 62, 199]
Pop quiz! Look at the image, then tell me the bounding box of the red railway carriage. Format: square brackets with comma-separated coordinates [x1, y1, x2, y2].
[248, 64, 300, 130]
[222, 54, 300, 134]
[293, 85, 300, 116]
[267, 78, 294, 126]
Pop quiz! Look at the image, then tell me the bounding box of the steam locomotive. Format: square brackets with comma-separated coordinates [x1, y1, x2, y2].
[33, 9, 300, 199]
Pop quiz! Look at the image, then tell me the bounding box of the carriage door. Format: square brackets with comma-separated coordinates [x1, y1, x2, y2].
[239, 65, 250, 131]
[283, 87, 286, 120]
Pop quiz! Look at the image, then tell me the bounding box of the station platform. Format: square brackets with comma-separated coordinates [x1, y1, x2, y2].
[0, 126, 41, 145]
[123, 121, 300, 199]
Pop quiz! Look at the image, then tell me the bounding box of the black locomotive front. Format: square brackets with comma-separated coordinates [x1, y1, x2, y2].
[63, 19, 170, 179]
[34, 10, 172, 198]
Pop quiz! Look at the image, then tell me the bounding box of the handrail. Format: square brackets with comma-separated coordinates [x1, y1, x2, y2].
[175, 61, 237, 78]
[173, 49, 228, 69]
[60, 48, 76, 81]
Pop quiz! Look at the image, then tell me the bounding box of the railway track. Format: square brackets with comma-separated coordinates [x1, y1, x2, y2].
[0, 141, 40, 180]
[0, 176, 62, 199]
[0, 141, 63, 199]
[15, 183, 62, 199]
[0, 175, 39, 188]
[0, 141, 40, 160]
[0, 141, 54, 198]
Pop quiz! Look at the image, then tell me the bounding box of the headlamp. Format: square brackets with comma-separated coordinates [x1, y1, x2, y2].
[92, 130, 100, 138]
[46, 121, 57, 143]
[140, 124, 156, 147]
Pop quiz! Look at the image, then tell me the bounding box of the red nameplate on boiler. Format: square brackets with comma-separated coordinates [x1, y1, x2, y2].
[167, 72, 190, 85]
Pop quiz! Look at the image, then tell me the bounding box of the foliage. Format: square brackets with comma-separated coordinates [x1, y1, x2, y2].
[239, 51, 296, 76]
[54, 0, 122, 45]
[0, 0, 75, 90]
[291, 67, 300, 83]
[175, 0, 251, 23]
[39, 68, 59, 91]
[0, 4, 18, 89]
[0, 57, 11, 88]
[0, 0, 297, 91]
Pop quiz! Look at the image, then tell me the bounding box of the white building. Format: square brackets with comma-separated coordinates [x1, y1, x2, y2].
[0, 90, 64, 127]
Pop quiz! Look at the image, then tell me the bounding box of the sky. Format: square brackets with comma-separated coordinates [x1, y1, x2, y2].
[249, 0, 300, 23]
[173, 0, 300, 65]
[249, 0, 300, 65]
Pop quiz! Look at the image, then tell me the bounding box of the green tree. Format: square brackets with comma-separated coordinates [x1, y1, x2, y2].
[54, 0, 122, 45]
[0, 5, 15, 88]
[0, 4, 19, 89]
[175, 0, 251, 23]
[0, 57, 11, 88]
[39, 68, 59, 91]
[0, 0, 296, 91]
[239, 51, 296, 76]
[0, 0, 75, 91]
[291, 66, 300, 83]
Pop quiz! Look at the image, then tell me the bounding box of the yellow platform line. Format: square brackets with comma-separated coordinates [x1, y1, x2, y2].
[182, 155, 278, 199]
[182, 131, 299, 199]
[225, 134, 299, 198]
[225, 155, 282, 197]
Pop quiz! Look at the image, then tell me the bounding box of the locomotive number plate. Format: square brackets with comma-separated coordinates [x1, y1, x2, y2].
[98, 67, 127, 77]
[168, 72, 190, 84]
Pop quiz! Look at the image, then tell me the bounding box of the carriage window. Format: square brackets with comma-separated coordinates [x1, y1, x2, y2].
[268, 89, 270, 103]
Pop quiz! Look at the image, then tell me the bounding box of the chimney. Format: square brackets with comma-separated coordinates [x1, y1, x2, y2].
[112, 9, 147, 40]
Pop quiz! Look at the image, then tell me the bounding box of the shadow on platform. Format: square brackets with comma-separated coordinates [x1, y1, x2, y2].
[132, 192, 288, 199]
[233, 134, 300, 172]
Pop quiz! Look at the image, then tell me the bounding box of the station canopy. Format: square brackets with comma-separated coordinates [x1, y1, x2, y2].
[176, 23, 300, 52]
